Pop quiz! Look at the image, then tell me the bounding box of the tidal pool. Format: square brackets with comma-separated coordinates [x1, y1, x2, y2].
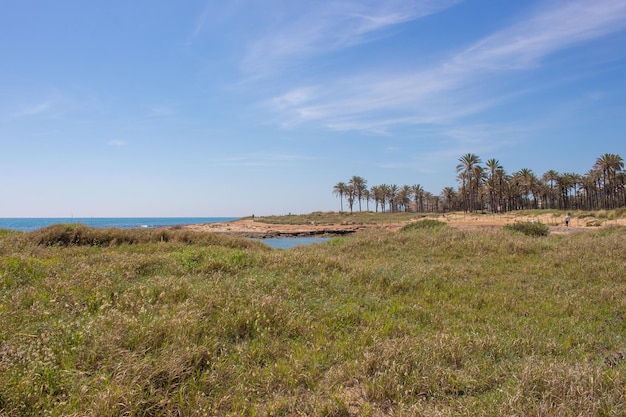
[255, 236, 331, 249]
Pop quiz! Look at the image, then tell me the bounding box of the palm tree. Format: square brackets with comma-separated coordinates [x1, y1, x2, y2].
[570, 173, 582, 209]
[411, 184, 425, 212]
[332, 182, 347, 213]
[370, 185, 383, 212]
[398, 185, 413, 212]
[557, 173, 577, 210]
[387, 184, 399, 213]
[376, 184, 390, 213]
[440, 187, 456, 212]
[334, 153, 625, 217]
[421, 191, 430, 212]
[431, 192, 440, 212]
[485, 159, 503, 213]
[346, 184, 356, 213]
[349, 176, 367, 212]
[580, 171, 599, 210]
[536, 182, 551, 210]
[496, 167, 508, 212]
[501, 173, 516, 212]
[472, 165, 487, 211]
[594, 153, 624, 209]
[542, 170, 560, 209]
[363, 189, 371, 211]
[456, 153, 482, 212]
[617, 170, 626, 207]
[514, 168, 539, 209]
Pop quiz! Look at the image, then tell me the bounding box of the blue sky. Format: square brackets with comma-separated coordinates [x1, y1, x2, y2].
[1, 0, 625, 217]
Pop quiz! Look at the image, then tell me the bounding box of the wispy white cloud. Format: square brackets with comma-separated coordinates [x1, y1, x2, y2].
[191, 2, 212, 39]
[239, 0, 462, 77]
[107, 140, 128, 147]
[267, 0, 626, 135]
[208, 152, 314, 167]
[450, 0, 626, 72]
[1, 85, 105, 125]
[3, 102, 52, 122]
[186, 1, 238, 48]
[268, 69, 511, 133]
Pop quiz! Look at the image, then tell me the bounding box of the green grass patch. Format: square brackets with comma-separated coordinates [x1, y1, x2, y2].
[400, 219, 447, 232]
[0, 224, 625, 415]
[504, 221, 550, 236]
[28, 223, 268, 250]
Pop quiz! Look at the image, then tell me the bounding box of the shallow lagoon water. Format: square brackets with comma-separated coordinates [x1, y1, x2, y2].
[256, 237, 330, 249]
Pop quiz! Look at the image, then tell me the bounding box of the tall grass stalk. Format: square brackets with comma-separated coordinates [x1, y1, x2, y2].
[0, 225, 625, 416]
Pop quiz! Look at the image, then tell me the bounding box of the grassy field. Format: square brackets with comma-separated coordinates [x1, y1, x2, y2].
[0, 222, 625, 416]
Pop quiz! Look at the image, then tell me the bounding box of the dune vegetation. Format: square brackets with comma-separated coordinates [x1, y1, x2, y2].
[1, 220, 625, 416]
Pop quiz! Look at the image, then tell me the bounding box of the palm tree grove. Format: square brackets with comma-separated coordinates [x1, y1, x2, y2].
[333, 153, 625, 213]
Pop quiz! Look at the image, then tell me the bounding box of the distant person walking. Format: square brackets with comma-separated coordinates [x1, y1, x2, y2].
[565, 214, 570, 227]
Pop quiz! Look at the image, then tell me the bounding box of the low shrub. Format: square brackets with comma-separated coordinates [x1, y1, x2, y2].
[400, 219, 447, 232]
[0, 229, 22, 238]
[586, 219, 603, 227]
[27, 224, 267, 249]
[504, 222, 549, 237]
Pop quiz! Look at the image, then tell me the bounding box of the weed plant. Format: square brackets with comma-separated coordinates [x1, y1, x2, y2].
[400, 219, 447, 232]
[504, 222, 550, 237]
[1, 225, 625, 416]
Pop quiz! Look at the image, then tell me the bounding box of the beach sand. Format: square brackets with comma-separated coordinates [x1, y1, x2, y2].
[181, 219, 390, 237]
[434, 212, 626, 234]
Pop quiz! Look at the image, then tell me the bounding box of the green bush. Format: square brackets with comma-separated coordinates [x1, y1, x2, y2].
[586, 219, 603, 227]
[400, 219, 447, 232]
[504, 221, 549, 237]
[27, 223, 267, 249]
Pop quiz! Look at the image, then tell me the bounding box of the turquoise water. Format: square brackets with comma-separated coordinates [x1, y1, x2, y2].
[256, 237, 330, 249]
[0, 218, 239, 232]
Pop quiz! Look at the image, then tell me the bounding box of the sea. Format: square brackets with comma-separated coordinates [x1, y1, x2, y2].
[0, 217, 239, 233]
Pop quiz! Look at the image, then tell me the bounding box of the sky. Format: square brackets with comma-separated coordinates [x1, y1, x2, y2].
[1, 0, 625, 217]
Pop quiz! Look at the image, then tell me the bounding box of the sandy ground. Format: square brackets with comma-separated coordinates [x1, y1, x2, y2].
[181, 213, 626, 237]
[434, 212, 626, 234]
[181, 219, 388, 237]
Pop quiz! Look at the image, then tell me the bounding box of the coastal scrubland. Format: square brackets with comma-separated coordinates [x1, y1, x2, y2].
[247, 211, 421, 225]
[0, 219, 625, 416]
[249, 208, 626, 228]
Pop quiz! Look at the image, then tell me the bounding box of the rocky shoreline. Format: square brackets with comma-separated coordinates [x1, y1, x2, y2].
[178, 219, 396, 238]
[177, 214, 624, 238]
